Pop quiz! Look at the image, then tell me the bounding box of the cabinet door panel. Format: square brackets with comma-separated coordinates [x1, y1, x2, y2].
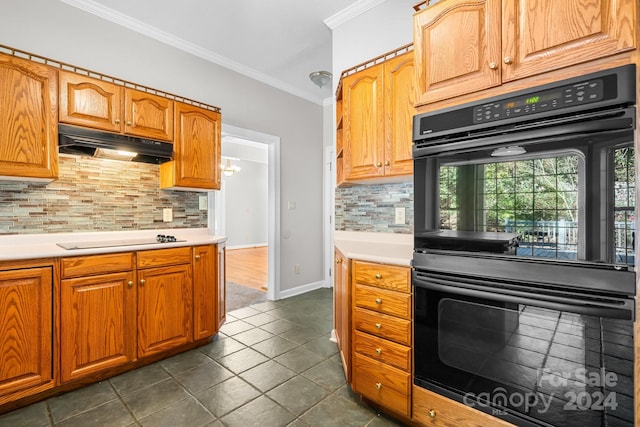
[384, 52, 414, 177]
[61, 271, 136, 382]
[138, 264, 193, 357]
[343, 63, 385, 180]
[193, 245, 216, 340]
[0, 267, 53, 397]
[59, 70, 122, 132]
[334, 250, 350, 382]
[414, 0, 501, 105]
[502, 0, 636, 82]
[0, 54, 58, 180]
[216, 244, 226, 330]
[124, 89, 173, 141]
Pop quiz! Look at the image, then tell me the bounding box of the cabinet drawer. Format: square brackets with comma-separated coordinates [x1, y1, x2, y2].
[61, 252, 134, 278]
[353, 307, 411, 346]
[354, 283, 411, 319]
[353, 330, 410, 371]
[412, 385, 515, 426]
[137, 247, 192, 268]
[353, 261, 410, 292]
[353, 353, 411, 417]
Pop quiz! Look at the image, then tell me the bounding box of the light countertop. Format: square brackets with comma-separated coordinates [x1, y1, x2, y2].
[0, 228, 226, 261]
[334, 230, 413, 267]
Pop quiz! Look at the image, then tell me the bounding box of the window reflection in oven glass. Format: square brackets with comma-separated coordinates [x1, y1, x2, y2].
[436, 298, 634, 425]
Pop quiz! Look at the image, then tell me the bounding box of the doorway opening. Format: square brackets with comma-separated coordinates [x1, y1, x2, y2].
[212, 124, 280, 303]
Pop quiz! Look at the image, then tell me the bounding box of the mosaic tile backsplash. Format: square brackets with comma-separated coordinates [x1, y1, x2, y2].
[0, 154, 207, 234]
[335, 182, 413, 234]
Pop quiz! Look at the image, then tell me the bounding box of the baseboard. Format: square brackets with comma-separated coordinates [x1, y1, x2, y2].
[329, 329, 337, 343]
[278, 280, 326, 299]
[226, 243, 268, 250]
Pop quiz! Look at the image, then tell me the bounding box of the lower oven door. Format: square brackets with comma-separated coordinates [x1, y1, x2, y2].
[413, 271, 634, 427]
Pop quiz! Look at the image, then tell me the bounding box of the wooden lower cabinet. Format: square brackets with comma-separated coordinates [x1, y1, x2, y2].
[193, 245, 216, 340]
[334, 248, 351, 382]
[412, 385, 515, 427]
[353, 353, 411, 417]
[0, 264, 54, 403]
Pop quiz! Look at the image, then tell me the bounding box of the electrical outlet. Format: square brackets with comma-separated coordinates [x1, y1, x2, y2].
[395, 207, 405, 225]
[294, 264, 301, 274]
[199, 195, 207, 210]
[288, 201, 296, 210]
[163, 208, 173, 222]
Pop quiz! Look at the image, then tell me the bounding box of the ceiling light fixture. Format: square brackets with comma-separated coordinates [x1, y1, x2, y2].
[309, 71, 332, 88]
[490, 146, 527, 157]
[221, 158, 241, 176]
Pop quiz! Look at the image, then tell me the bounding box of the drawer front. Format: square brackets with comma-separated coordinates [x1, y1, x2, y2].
[137, 247, 192, 268]
[353, 353, 411, 417]
[353, 261, 410, 292]
[353, 330, 410, 371]
[353, 307, 411, 345]
[354, 283, 411, 319]
[61, 252, 134, 278]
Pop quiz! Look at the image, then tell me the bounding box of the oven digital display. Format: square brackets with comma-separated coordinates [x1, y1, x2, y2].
[502, 92, 561, 109]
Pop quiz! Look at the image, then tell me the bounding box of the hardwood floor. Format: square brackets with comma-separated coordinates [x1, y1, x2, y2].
[226, 246, 268, 291]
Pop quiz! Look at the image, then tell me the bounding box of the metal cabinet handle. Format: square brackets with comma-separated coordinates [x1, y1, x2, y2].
[336, 258, 342, 264]
[488, 62, 498, 70]
[376, 162, 382, 167]
[375, 323, 382, 329]
[195, 255, 201, 260]
[375, 348, 382, 355]
[126, 121, 132, 126]
[384, 161, 390, 166]
[504, 56, 513, 64]
[375, 273, 382, 279]
[140, 279, 146, 286]
[115, 119, 121, 124]
[375, 382, 382, 390]
[375, 298, 382, 304]
[127, 281, 133, 288]
[428, 409, 436, 419]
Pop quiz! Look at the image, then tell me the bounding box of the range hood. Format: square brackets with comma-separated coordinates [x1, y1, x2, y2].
[58, 124, 173, 164]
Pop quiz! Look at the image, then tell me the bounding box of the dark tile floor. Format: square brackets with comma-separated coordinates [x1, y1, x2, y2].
[0, 288, 405, 427]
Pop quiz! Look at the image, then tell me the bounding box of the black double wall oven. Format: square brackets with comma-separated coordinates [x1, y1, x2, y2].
[412, 65, 636, 427]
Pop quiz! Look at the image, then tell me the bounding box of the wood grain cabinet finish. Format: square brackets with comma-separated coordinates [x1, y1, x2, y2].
[341, 51, 414, 183]
[137, 248, 193, 358]
[216, 243, 227, 330]
[414, 0, 637, 105]
[334, 248, 351, 382]
[160, 102, 221, 191]
[193, 245, 216, 340]
[0, 265, 54, 402]
[351, 260, 412, 418]
[0, 53, 58, 181]
[59, 70, 174, 141]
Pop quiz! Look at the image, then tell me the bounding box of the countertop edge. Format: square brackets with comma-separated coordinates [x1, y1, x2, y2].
[334, 231, 413, 267]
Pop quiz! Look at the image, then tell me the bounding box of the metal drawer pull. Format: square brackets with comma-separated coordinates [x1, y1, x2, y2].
[375, 323, 382, 329]
[375, 298, 382, 304]
[127, 281, 133, 288]
[375, 348, 382, 355]
[428, 409, 436, 419]
[375, 382, 382, 390]
[375, 273, 382, 279]
[140, 279, 146, 286]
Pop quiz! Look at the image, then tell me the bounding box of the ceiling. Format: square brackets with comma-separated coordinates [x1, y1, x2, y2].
[61, 0, 387, 105]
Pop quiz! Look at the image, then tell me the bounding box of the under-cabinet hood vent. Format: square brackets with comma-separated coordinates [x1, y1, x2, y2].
[58, 124, 173, 164]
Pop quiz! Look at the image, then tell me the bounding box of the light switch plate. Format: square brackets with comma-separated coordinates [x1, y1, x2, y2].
[163, 208, 173, 222]
[395, 207, 405, 225]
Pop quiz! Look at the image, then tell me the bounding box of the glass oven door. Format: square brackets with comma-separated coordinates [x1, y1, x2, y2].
[413, 271, 634, 427]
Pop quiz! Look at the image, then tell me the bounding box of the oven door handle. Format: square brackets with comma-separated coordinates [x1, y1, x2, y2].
[413, 274, 634, 320]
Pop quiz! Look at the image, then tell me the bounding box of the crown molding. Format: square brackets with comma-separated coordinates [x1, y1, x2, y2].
[60, 0, 328, 105]
[323, 0, 386, 30]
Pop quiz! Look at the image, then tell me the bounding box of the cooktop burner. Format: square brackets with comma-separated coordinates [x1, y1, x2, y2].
[56, 235, 185, 250]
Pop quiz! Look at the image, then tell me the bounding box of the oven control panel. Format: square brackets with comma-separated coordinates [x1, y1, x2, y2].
[474, 78, 605, 124]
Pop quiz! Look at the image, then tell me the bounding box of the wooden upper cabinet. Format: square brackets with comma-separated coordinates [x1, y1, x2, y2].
[501, 0, 637, 82]
[383, 52, 414, 177]
[160, 102, 221, 191]
[0, 54, 58, 181]
[123, 89, 173, 141]
[0, 266, 54, 400]
[343, 63, 385, 181]
[413, 0, 501, 105]
[59, 71, 173, 141]
[414, 0, 637, 105]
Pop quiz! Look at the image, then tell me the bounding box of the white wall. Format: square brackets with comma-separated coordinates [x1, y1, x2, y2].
[223, 160, 268, 248]
[1, 0, 324, 294]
